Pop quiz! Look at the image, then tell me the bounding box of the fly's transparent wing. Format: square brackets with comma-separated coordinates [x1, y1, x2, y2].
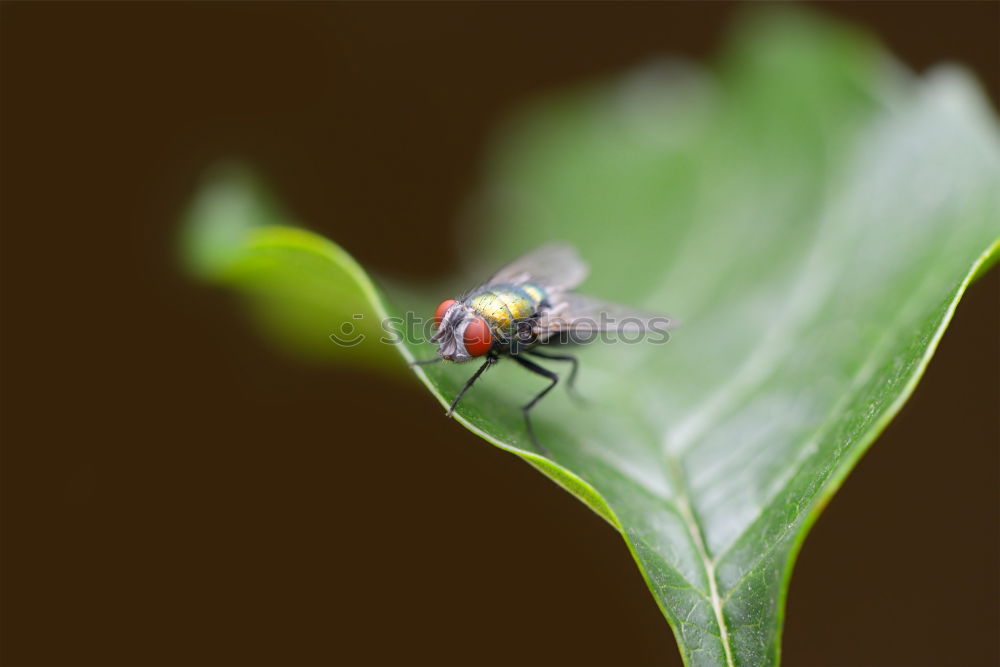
[535, 293, 676, 345]
[483, 243, 589, 292]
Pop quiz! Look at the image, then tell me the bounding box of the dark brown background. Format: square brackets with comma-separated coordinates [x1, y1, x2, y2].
[2, 2, 997, 665]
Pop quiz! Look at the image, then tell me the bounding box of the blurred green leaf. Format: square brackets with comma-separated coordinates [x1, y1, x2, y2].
[183, 11, 1000, 666]
[181, 165, 396, 369]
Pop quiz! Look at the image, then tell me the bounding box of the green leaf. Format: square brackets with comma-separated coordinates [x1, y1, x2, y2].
[182, 10, 1000, 666]
[180, 164, 398, 370]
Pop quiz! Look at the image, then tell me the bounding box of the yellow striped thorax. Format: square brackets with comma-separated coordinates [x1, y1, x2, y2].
[465, 282, 548, 337]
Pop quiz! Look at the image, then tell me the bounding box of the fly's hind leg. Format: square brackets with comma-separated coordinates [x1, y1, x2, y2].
[511, 355, 559, 456]
[526, 349, 585, 405]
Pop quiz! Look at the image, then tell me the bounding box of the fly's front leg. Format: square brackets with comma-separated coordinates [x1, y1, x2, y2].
[526, 349, 584, 404]
[446, 354, 496, 417]
[511, 354, 559, 456]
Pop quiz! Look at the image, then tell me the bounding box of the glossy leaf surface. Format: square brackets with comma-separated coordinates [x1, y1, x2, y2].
[183, 12, 1000, 666]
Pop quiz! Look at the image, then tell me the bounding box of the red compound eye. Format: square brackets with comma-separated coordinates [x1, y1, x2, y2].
[434, 299, 457, 328]
[462, 317, 493, 357]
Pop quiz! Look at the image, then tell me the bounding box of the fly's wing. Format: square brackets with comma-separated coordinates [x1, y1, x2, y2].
[534, 293, 676, 344]
[482, 243, 589, 293]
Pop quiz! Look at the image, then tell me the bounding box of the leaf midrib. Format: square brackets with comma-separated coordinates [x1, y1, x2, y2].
[644, 238, 991, 665]
[666, 456, 736, 667]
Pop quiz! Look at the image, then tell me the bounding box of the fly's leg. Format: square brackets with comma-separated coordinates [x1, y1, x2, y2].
[410, 358, 442, 366]
[526, 349, 584, 404]
[511, 355, 559, 456]
[446, 354, 496, 417]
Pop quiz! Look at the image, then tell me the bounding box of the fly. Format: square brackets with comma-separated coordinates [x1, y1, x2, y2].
[414, 243, 672, 456]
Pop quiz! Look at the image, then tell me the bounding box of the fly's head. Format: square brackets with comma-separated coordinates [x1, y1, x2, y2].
[431, 299, 493, 361]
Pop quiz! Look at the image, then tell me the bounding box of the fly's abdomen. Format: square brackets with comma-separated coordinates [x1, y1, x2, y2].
[466, 283, 544, 339]
[520, 282, 548, 307]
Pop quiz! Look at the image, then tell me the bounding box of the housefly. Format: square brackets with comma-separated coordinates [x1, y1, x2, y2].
[414, 243, 672, 455]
